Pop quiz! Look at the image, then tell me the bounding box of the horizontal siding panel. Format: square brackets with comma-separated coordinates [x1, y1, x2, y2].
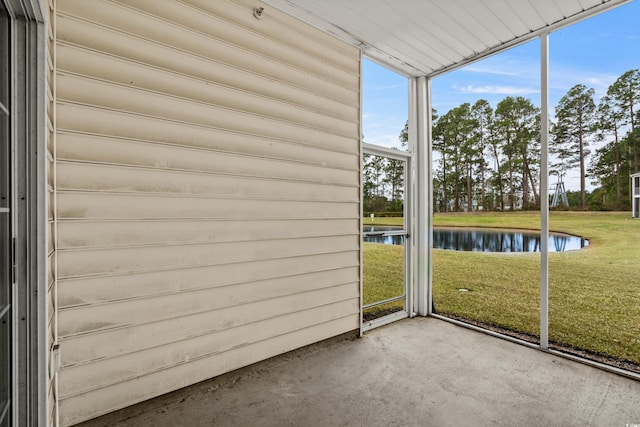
[58, 281, 357, 338]
[113, 0, 359, 82]
[56, 162, 358, 202]
[56, 44, 356, 133]
[61, 283, 359, 366]
[59, 298, 358, 397]
[59, 316, 358, 426]
[233, 0, 358, 60]
[57, 218, 359, 249]
[56, 192, 359, 220]
[58, 269, 358, 323]
[59, 0, 358, 91]
[60, 292, 358, 370]
[57, 104, 359, 165]
[190, 0, 359, 67]
[57, 235, 358, 279]
[57, 133, 358, 186]
[58, 252, 359, 307]
[55, 24, 358, 119]
[55, 11, 358, 106]
[56, 73, 356, 148]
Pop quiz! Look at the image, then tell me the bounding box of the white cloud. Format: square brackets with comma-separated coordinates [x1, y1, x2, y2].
[455, 85, 539, 95]
[363, 132, 404, 149]
[365, 83, 404, 91]
[549, 67, 619, 101]
[464, 66, 521, 77]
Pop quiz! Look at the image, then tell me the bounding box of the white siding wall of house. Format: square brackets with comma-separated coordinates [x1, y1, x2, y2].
[53, 0, 361, 424]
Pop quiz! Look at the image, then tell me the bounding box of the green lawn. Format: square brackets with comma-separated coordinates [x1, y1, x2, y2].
[363, 212, 640, 368]
[362, 242, 405, 320]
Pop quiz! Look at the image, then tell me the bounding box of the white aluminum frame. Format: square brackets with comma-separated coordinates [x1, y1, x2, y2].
[361, 143, 412, 332]
[420, 29, 640, 381]
[3, 0, 48, 425]
[415, 76, 432, 317]
[540, 33, 550, 350]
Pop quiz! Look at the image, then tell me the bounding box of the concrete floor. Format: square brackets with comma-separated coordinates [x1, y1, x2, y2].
[82, 317, 640, 427]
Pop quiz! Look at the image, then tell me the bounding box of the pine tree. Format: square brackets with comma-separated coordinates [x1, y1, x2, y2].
[607, 69, 640, 173]
[495, 97, 540, 210]
[595, 94, 624, 206]
[433, 104, 475, 211]
[552, 84, 596, 209]
[471, 100, 493, 211]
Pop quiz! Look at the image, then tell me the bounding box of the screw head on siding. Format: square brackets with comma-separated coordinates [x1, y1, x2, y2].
[253, 7, 264, 19]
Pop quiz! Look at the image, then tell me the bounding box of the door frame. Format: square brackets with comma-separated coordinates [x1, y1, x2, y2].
[3, 0, 48, 425]
[360, 142, 413, 332]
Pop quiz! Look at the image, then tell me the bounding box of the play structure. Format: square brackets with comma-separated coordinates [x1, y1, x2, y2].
[551, 173, 569, 208]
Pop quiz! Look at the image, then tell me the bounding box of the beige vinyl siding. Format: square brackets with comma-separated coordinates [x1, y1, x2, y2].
[61, 315, 356, 422]
[54, 0, 360, 425]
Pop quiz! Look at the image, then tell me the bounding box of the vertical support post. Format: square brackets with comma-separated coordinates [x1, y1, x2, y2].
[540, 33, 550, 350]
[416, 76, 431, 316]
[358, 50, 364, 336]
[408, 78, 417, 317]
[425, 78, 434, 315]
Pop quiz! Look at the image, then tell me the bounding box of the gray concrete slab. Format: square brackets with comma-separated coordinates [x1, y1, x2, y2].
[81, 318, 640, 427]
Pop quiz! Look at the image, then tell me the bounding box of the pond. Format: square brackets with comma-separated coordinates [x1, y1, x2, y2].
[363, 226, 589, 252]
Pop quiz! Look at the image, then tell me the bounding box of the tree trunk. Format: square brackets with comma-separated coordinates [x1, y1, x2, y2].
[490, 144, 504, 211]
[442, 153, 447, 213]
[614, 127, 621, 205]
[454, 166, 460, 212]
[631, 103, 638, 172]
[454, 149, 460, 212]
[509, 166, 515, 210]
[526, 163, 539, 206]
[467, 160, 473, 212]
[579, 129, 585, 209]
[522, 158, 529, 210]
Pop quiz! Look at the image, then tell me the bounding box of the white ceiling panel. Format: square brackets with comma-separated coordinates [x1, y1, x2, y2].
[262, 0, 631, 77]
[506, 1, 548, 31]
[529, 0, 566, 24]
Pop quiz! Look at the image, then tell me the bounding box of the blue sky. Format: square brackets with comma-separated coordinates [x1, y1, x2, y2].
[362, 1, 640, 190]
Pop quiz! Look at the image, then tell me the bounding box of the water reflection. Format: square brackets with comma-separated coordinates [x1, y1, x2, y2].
[363, 226, 588, 252]
[362, 227, 406, 245]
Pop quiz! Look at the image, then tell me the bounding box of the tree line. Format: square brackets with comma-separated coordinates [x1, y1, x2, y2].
[363, 152, 405, 215]
[363, 69, 639, 213]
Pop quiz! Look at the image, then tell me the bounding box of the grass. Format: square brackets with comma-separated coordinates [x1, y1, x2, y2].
[362, 242, 405, 320]
[363, 212, 640, 368]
